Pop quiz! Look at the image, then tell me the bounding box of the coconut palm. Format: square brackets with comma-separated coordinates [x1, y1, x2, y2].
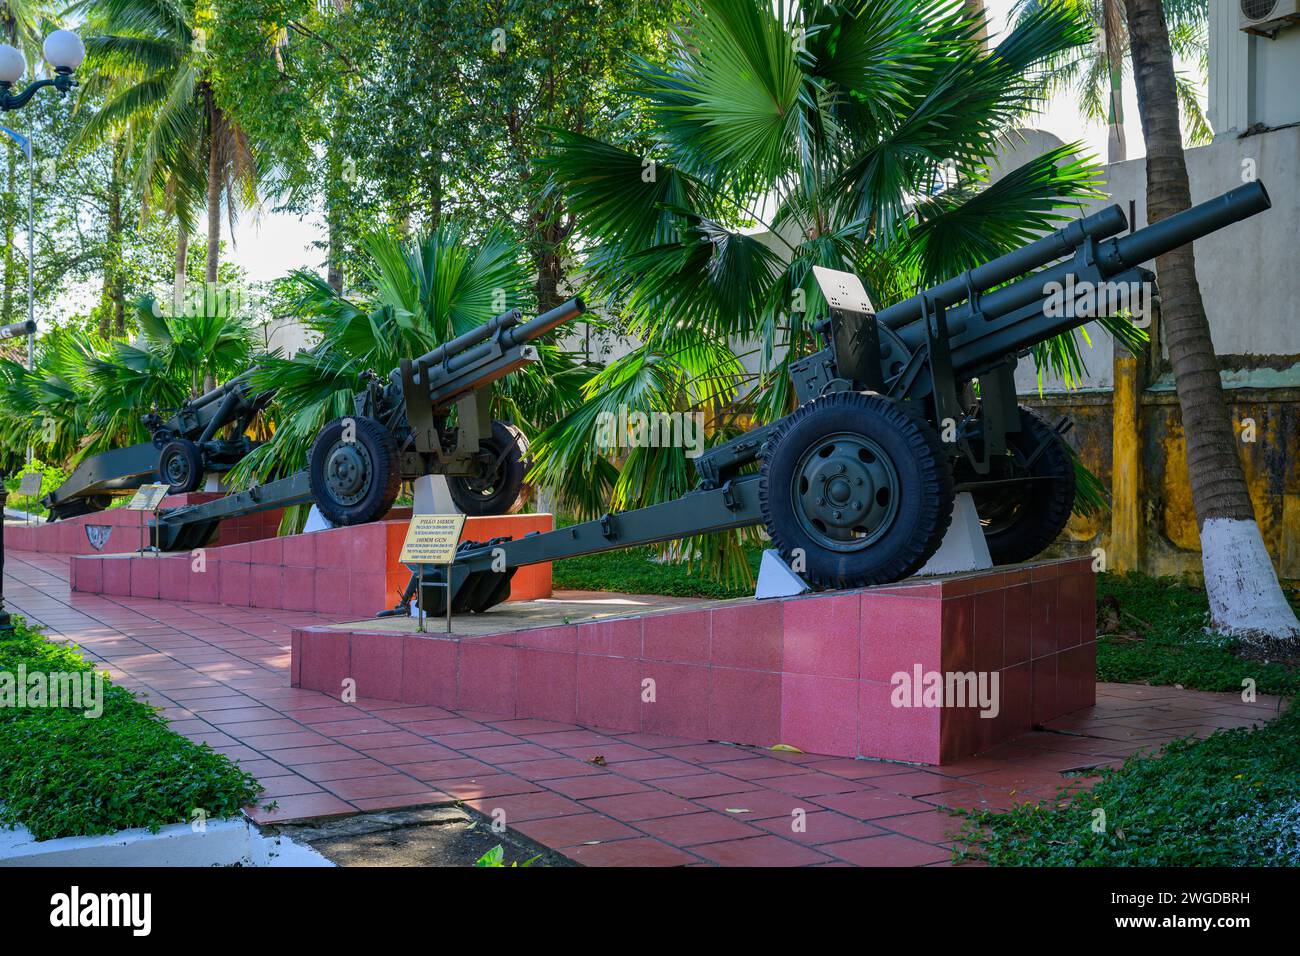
[227, 226, 592, 494]
[1121, 0, 1299, 641]
[532, 0, 1141, 582]
[1014, 0, 1210, 162]
[73, 0, 257, 294]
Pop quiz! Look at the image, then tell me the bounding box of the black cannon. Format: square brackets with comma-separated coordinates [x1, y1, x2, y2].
[42, 371, 273, 520]
[306, 297, 586, 524]
[144, 298, 588, 550]
[399, 180, 1272, 615]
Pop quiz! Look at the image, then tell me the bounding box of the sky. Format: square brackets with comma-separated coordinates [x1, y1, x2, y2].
[222, 0, 1165, 284]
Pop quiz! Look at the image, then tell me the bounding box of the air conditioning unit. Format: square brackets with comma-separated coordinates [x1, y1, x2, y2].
[1239, 0, 1300, 34]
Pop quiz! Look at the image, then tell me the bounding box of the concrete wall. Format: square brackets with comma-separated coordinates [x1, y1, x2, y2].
[1210, 1, 1300, 134]
[1003, 123, 1300, 394]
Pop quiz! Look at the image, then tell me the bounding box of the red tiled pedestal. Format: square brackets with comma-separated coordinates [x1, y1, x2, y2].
[293, 557, 1096, 765]
[8, 492, 286, 555]
[70, 513, 555, 616]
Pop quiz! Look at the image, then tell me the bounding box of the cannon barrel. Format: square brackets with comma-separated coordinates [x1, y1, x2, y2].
[890, 181, 1271, 373]
[396, 298, 586, 390]
[392, 297, 587, 409]
[403, 307, 523, 376]
[1111, 180, 1270, 270]
[186, 371, 254, 411]
[875, 204, 1130, 332]
[0, 319, 36, 340]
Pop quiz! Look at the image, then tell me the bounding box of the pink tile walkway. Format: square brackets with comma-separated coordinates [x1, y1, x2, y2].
[3, 547, 1287, 867]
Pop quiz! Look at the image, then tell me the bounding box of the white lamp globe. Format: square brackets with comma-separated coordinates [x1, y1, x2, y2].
[0, 44, 26, 84]
[43, 30, 85, 72]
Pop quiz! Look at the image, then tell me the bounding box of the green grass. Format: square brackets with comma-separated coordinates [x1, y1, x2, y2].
[956, 700, 1298, 866]
[552, 544, 760, 600]
[1096, 572, 1300, 696]
[0, 619, 260, 841]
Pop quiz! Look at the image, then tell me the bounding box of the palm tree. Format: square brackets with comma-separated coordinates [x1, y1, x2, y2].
[0, 306, 256, 467]
[1015, 0, 1210, 163]
[533, 0, 1141, 582]
[1121, 0, 1299, 641]
[226, 226, 591, 494]
[74, 0, 257, 302]
[0, 326, 94, 462]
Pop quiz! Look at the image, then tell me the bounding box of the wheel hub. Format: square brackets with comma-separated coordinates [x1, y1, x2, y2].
[324, 440, 372, 504]
[163, 452, 190, 485]
[793, 432, 900, 551]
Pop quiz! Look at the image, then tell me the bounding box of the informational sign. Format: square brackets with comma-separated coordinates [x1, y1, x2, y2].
[126, 483, 170, 512]
[399, 514, 467, 565]
[17, 471, 42, 497]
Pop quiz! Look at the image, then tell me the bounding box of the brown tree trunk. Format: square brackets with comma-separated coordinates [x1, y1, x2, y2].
[1123, 0, 1298, 640]
[206, 125, 221, 287]
[174, 228, 189, 312]
[964, 0, 988, 49]
[102, 137, 127, 336]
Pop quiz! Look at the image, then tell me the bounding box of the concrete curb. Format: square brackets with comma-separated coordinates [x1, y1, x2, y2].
[0, 818, 335, 867]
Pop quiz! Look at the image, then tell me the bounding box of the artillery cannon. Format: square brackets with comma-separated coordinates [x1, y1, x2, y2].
[42, 370, 273, 520]
[305, 297, 586, 524]
[396, 180, 1272, 616]
[146, 298, 587, 549]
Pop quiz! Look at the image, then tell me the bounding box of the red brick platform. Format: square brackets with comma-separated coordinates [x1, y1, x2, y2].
[68, 513, 554, 617]
[7, 492, 285, 554]
[2, 549, 1285, 866]
[294, 557, 1096, 764]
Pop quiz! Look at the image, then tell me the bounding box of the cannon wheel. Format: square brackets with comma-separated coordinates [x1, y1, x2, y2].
[447, 421, 529, 516]
[159, 439, 204, 494]
[972, 406, 1076, 565]
[309, 416, 402, 526]
[760, 392, 954, 588]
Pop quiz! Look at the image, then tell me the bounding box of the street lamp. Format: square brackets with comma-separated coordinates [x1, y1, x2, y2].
[0, 29, 85, 112]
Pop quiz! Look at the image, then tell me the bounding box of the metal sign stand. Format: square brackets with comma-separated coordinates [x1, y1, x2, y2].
[414, 561, 455, 635]
[126, 483, 169, 556]
[416, 565, 425, 633]
[400, 514, 465, 637]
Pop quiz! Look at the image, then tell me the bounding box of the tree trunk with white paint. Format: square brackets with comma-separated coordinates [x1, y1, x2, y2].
[1123, 0, 1298, 642]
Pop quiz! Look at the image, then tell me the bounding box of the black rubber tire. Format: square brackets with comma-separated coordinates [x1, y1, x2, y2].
[309, 416, 402, 526]
[974, 406, 1077, 565]
[158, 439, 204, 494]
[447, 421, 529, 516]
[759, 392, 954, 589]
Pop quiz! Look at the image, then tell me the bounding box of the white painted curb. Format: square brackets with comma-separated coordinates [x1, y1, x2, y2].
[0, 818, 334, 867]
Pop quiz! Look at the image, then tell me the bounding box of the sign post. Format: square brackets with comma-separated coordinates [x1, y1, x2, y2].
[399, 514, 466, 634]
[17, 471, 40, 528]
[126, 483, 170, 554]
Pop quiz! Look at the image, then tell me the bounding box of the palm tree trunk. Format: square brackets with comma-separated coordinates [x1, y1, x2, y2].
[964, 0, 987, 49]
[102, 137, 127, 336]
[174, 228, 188, 312]
[1123, 0, 1298, 641]
[1102, 0, 1126, 163]
[206, 130, 221, 286]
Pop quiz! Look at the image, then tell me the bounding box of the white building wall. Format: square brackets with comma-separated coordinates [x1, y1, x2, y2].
[1210, 1, 1300, 134]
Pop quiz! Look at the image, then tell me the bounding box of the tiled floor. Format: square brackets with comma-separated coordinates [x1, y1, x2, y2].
[3, 548, 1288, 867]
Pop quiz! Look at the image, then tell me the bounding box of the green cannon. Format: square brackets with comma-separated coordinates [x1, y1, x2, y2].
[41, 371, 273, 520]
[306, 297, 586, 524]
[149, 298, 587, 549]
[397, 180, 1271, 615]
